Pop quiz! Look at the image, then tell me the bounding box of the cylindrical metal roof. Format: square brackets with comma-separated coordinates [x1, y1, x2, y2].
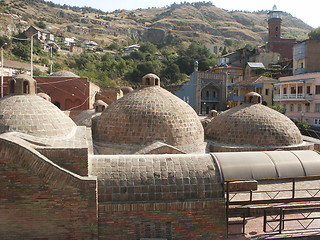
[211, 150, 320, 181]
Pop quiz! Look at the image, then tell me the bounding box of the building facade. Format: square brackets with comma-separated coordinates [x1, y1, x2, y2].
[231, 76, 277, 107]
[172, 70, 228, 114]
[2, 71, 99, 111]
[274, 72, 320, 126]
[293, 39, 320, 75]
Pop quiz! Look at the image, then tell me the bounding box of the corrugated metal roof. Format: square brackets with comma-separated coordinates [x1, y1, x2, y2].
[247, 62, 265, 68]
[211, 150, 320, 181]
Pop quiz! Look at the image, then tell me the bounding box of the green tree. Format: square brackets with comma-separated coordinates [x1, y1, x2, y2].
[139, 42, 157, 54]
[160, 63, 184, 85]
[0, 36, 10, 49]
[12, 42, 30, 60]
[308, 27, 320, 40]
[295, 120, 310, 131]
[269, 103, 286, 114]
[36, 20, 47, 29]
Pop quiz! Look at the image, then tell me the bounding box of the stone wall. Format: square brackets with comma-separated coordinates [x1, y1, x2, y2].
[0, 138, 97, 240]
[98, 201, 227, 240]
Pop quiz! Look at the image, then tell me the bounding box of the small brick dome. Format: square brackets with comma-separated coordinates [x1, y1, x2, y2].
[206, 92, 303, 147]
[120, 86, 133, 95]
[95, 74, 204, 153]
[50, 70, 79, 78]
[0, 95, 76, 137]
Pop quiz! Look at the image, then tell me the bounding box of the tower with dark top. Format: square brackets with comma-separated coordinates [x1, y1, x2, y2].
[267, 5, 296, 61]
[268, 5, 282, 41]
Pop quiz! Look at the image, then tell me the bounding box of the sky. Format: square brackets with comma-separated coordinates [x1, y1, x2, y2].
[49, 0, 319, 28]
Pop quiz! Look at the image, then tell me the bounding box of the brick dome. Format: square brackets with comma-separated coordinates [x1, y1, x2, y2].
[50, 70, 79, 78]
[95, 74, 204, 153]
[0, 95, 76, 137]
[206, 92, 303, 147]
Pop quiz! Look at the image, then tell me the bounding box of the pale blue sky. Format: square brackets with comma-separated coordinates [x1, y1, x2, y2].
[49, 0, 319, 28]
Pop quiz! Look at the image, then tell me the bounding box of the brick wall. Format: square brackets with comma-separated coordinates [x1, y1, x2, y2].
[98, 201, 227, 240]
[0, 138, 98, 240]
[38, 148, 89, 176]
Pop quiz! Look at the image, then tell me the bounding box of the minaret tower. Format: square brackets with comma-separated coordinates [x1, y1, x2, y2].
[268, 5, 282, 41]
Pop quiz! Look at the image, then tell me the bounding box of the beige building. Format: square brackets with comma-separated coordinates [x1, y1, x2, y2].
[231, 75, 277, 107]
[274, 72, 320, 126]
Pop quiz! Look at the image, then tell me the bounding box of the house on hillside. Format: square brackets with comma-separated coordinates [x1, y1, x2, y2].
[24, 25, 54, 43]
[218, 47, 253, 69]
[83, 40, 98, 51]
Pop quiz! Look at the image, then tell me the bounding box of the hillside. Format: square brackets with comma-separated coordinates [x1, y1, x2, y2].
[0, 0, 313, 50]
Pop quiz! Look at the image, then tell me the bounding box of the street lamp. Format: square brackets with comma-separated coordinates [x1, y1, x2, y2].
[30, 32, 39, 78]
[30, 27, 51, 77]
[1, 42, 7, 98]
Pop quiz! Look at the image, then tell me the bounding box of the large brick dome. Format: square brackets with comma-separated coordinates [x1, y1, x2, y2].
[206, 92, 303, 148]
[0, 95, 76, 137]
[95, 74, 204, 153]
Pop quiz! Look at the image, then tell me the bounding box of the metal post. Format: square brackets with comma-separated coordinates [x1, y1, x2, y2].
[30, 35, 33, 77]
[226, 181, 230, 237]
[242, 212, 246, 234]
[50, 45, 53, 75]
[263, 209, 267, 232]
[1, 42, 7, 98]
[279, 208, 284, 234]
[292, 178, 295, 199]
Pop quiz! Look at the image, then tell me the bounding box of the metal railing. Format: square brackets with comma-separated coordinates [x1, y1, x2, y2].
[274, 93, 313, 101]
[263, 206, 320, 234]
[227, 180, 320, 206]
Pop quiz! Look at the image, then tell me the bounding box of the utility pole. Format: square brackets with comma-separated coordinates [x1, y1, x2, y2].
[1, 42, 7, 98]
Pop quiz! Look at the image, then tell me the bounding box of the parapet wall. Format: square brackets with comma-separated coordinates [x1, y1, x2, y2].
[0, 137, 98, 240]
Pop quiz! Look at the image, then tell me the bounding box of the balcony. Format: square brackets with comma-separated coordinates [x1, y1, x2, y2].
[273, 93, 313, 101]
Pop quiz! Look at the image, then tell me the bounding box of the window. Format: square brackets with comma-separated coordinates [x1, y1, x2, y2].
[315, 119, 320, 126]
[283, 87, 287, 94]
[315, 103, 320, 112]
[9, 80, 15, 94]
[298, 86, 302, 94]
[206, 91, 209, 98]
[265, 88, 269, 96]
[305, 103, 310, 112]
[298, 104, 302, 112]
[300, 62, 304, 69]
[316, 86, 320, 94]
[291, 87, 296, 94]
[307, 86, 311, 94]
[23, 81, 29, 94]
[290, 104, 294, 112]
